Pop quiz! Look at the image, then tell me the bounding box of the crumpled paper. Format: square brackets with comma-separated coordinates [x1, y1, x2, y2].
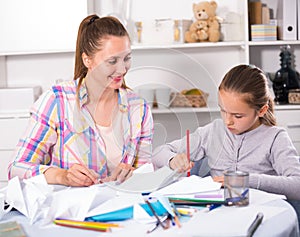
[5, 175, 53, 224]
[3, 164, 176, 226]
[4, 175, 116, 226]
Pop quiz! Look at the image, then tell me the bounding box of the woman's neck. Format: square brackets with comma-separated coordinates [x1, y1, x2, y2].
[85, 75, 117, 104]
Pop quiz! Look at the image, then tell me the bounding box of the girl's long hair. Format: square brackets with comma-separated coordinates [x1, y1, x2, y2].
[219, 64, 276, 126]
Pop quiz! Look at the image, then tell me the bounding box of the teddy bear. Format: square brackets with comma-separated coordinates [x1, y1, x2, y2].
[185, 1, 221, 43]
[184, 20, 209, 43]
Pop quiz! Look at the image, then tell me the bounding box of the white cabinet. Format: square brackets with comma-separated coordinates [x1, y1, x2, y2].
[0, 116, 29, 149]
[275, 106, 300, 154]
[0, 150, 14, 187]
[0, 114, 30, 186]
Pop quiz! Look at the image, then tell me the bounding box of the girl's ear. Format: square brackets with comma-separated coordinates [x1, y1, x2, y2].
[82, 53, 91, 68]
[258, 104, 269, 117]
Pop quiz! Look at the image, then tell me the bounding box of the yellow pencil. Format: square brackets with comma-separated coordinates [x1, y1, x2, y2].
[176, 207, 196, 216]
[54, 219, 121, 232]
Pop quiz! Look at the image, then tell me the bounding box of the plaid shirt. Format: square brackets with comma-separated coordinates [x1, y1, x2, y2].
[8, 80, 153, 179]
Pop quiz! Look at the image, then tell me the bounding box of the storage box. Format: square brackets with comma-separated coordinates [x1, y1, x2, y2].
[220, 12, 243, 41]
[251, 24, 277, 41]
[277, 0, 297, 40]
[170, 92, 208, 108]
[174, 19, 193, 43]
[0, 86, 42, 112]
[288, 89, 300, 104]
[133, 19, 192, 45]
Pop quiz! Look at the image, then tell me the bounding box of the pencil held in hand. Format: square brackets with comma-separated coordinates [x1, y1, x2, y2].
[186, 129, 190, 177]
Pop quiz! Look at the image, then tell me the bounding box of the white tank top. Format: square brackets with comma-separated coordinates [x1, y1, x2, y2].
[96, 110, 124, 175]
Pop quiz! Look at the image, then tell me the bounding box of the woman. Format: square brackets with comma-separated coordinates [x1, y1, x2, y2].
[8, 15, 153, 187]
[152, 64, 300, 200]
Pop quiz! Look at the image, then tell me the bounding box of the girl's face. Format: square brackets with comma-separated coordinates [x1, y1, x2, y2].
[218, 90, 263, 135]
[86, 36, 131, 90]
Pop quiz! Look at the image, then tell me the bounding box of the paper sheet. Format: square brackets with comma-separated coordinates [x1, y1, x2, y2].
[151, 175, 222, 196]
[86, 192, 145, 217]
[105, 166, 182, 193]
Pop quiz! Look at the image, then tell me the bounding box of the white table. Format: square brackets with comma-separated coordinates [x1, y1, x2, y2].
[1, 192, 299, 237]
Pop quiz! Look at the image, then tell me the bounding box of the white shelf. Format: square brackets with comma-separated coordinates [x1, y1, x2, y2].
[0, 111, 30, 118]
[249, 41, 300, 46]
[1, 40, 299, 56]
[151, 104, 300, 114]
[0, 42, 247, 56]
[0, 49, 75, 57]
[274, 104, 300, 111]
[132, 41, 245, 50]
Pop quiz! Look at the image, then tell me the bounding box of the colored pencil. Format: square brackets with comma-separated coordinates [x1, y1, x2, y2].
[176, 207, 196, 216]
[169, 197, 226, 206]
[194, 194, 223, 199]
[186, 129, 190, 177]
[54, 219, 120, 232]
[145, 200, 168, 230]
[170, 202, 182, 228]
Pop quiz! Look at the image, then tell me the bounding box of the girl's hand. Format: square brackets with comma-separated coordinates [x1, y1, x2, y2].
[213, 176, 224, 186]
[101, 163, 134, 184]
[169, 153, 193, 173]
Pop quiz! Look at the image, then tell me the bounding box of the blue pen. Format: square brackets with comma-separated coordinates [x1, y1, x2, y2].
[225, 188, 249, 205]
[208, 203, 222, 211]
[241, 188, 249, 198]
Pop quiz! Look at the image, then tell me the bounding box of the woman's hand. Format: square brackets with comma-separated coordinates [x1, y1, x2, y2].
[169, 153, 193, 173]
[44, 164, 99, 187]
[101, 163, 134, 184]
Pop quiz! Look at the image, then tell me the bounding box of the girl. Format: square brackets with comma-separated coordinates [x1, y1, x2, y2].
[8, 15, 153, 187]
[152, 64, 300, 200]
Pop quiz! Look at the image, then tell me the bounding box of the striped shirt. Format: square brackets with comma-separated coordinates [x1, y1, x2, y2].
[8, 80, 153, 180]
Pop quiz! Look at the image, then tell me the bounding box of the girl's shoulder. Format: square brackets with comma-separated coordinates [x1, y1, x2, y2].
[260, 124, 286, 134]
[195, 119, 225, 135]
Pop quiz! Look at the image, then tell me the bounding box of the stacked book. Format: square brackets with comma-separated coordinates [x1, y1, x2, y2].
[250, 24, 276, 41]
[248, 1, 277, 41]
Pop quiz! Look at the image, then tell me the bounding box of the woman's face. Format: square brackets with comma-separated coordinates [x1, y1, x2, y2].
[218, 90, 262, 135]
[87, 36, 131, 90]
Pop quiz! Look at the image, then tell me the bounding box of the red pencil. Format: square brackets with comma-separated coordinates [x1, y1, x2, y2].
[186, 129, 190, 177]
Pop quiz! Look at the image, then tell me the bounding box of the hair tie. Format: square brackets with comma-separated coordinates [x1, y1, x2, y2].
[88, 15, 99, 25]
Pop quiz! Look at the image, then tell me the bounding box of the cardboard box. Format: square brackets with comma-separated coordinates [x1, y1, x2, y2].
[0, 86, 42, 112]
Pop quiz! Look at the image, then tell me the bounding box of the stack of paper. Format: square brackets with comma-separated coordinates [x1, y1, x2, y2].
[251, 24, 277, 41]
[104, 166, 183, 193]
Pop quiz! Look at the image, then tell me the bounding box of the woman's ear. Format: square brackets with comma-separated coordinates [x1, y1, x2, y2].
[82, 53, 91, 68]
[258, 104, 269, 117]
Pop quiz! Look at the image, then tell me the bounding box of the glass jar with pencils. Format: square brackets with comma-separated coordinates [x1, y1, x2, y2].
[223, 170, 249, 206]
